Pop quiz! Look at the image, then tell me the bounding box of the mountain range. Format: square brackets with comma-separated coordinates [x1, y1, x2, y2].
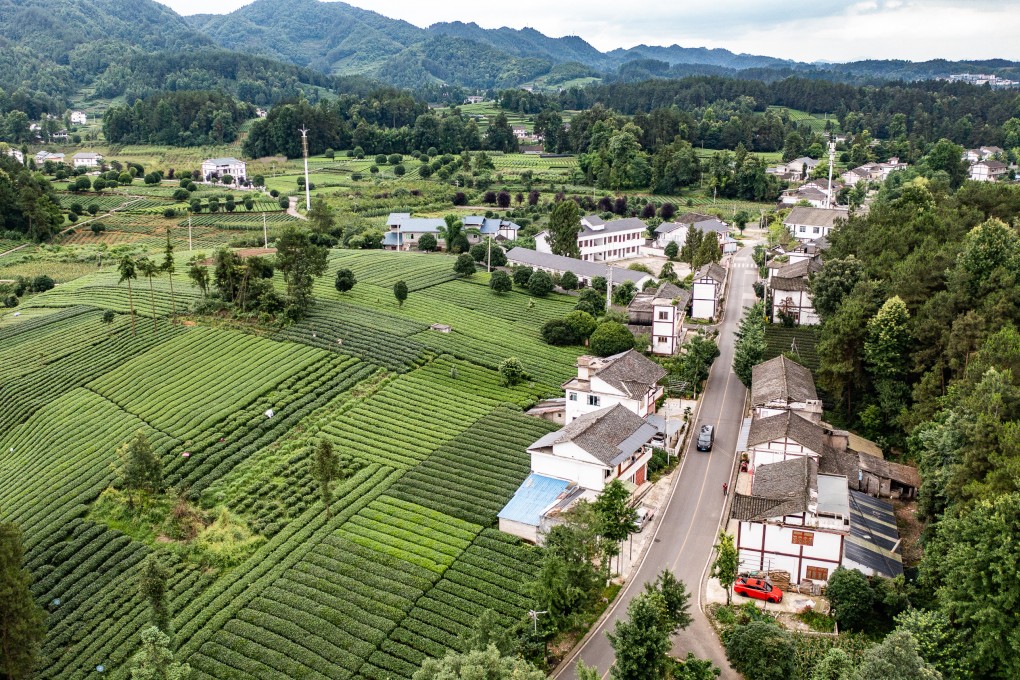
[3, 0, 1020, 106]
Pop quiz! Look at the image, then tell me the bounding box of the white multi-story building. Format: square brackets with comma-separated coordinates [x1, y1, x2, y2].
[969, 160, 1008, 182]
[70, 111, 88, 125]
[769, 257, 822, 325]
[561, 350, 666, 423]
[691, 262, 727, 320]
[72, 152, 104, 168]
[201, 157, 247, 183]
[783, 206, 847, 243]
[577, 216, 647, 263]
[628, 282, 690, 355]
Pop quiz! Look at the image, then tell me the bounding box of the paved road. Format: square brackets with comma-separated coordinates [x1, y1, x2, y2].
[555, 247, 759, 679]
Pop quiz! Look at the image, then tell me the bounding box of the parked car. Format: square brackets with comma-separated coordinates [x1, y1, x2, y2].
[696, 424, 715, 451]
[633, 506, 655, 532]
[733, 576, 783, 603]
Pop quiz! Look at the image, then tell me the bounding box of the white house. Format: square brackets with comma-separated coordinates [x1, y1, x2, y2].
[498, 473, 583, 544]
[2, 147, 23, 164]
[201, 157, 247, 183]
[750, 356, 823, 423]
[745, 410, 835, 469]
[34, 151, 64, 164]
[652, 212, 720, 249]
[527, 403, 658, 492]
[691, 262, 727, 320]
[628, 282, 691, 355]
[969, 160, 1008, 182]
[653, 221, 688, 249]
[72, 152, 104, 168]
[383, 212, 445, 250]
[70, 111, 87, 125]
[769, 257, 822, 325]
[512, 125, 529, 140]
[963, 146, 1003, 163]
[731, 457, 852, 584]
[462, 215, 521, 242]
[255, 108, 268, 119]
[783, 206, 847, 243]
[785, 156, 819, 178]
[464, 95, 485, 105]
[577, 216, 647, 263]
[561, 350, 666, 423]
[505, 247, 653, 290]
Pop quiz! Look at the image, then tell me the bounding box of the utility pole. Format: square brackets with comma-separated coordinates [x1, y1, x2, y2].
[528, 609, 548, 634]
[825, 136, 836, 209]
[300, 125, 311, 212]
[606, 264, 614, 311]
[486, 235, 492, 272]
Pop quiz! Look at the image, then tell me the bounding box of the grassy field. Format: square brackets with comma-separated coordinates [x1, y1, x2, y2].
[0, 249, 581, 679]
[765, 106, 840, 134]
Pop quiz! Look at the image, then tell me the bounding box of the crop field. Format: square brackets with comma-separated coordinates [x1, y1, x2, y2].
[764, 325, 821, 369]
[0, 246, 576, 678]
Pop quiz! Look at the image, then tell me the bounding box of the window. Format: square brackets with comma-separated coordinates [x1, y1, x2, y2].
[812, 227, 820, 234]
[587, 395, 601, 407]
[568, 392, 577, 401]
[791, 530, 814, 546]
[799, 226, 807, 233]
[656, 336, 668, 344]
[604, 469, 612, 479]
[805, 566, 829, 581]
[658, 311, 669, 321]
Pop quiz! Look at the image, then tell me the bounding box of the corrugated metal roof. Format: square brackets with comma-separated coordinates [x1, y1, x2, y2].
[498, 474, 572, 526]
[844, 489, 903, 578]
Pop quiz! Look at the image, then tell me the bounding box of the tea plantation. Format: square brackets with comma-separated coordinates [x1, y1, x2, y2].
[0, 250, 582, 678]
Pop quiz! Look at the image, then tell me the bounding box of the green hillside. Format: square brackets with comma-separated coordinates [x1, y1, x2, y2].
[0, 250, 581, 679]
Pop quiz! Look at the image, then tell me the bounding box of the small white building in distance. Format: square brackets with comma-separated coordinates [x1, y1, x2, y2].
[72, 152, 104, 168]
[34, 151, 64, 164]
[70, 111, 88, 125]
[201, 157, 247, 183]
[3, 147, 23, 164]
[561, 350, 667, 423]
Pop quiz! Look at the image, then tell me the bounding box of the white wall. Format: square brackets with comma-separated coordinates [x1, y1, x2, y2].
[651, 304, 679, 355]
[736, 520, 844, 583]
[749, 438, 822, 468]
[579, 230, 645, 262]
[692, 280, 717, 320]
[499, 518, 541, 545]
[531, 447, 610, 492]
[771, 289, 819, 326]
[565, 390, 639, 423]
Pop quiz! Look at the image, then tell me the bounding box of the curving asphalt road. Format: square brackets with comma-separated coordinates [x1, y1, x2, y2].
[554, 246, 759, 679]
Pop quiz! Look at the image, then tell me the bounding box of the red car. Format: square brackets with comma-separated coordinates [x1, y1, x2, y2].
[733, 577, 783, 603]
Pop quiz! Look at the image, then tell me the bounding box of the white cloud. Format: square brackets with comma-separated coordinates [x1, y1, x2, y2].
[155, 0, 1020, 61]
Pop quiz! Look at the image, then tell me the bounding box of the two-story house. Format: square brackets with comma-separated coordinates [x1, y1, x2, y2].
[561, 350, 666, 423]
[34, 151, 64, 164]
[691, 262, 727, 320]
[969, 160, 1008, 182]
[783, 206, 847, 242]
[70, 111, 88, 125]
[769, 257, 822, 325]
[462, 216, 521, 242]
[577, 216, 647, 263]
[72, 152, 104, 169]
[628, 282, 691, 355]
[201, 157, 247, 183]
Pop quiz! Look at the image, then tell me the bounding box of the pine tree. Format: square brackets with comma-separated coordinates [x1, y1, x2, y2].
[733, 301, 767, 387]
[139, 554, 170, 633]
[0, 522, 46, 680]
[129, 626, 191, 680]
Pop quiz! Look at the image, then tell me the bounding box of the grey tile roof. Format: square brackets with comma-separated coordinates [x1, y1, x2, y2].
[505, 247, 652, 286]
[674, 212, 716, 226]
[692, 218, 729, 235]
[732, 456, 816, 520]
[694, 262, 727, 283]
[582, 214, 606, 226]
[771, 276, 811, 292]
[530, 404, 657, 466]
[204, 157, 244, 165]
[654, 221, 685, 234]
[751, 356, 818, 407]
[592, 349, 667, 397]
[857, 454, 921, 488]
[747, 411, 831, 455]
[783, 206, 848, 229]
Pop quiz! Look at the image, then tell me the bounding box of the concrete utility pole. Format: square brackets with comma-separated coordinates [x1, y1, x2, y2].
[825, 137, 836, 209]
[300, 126, 311, 212]
[606, 264, 614, 311]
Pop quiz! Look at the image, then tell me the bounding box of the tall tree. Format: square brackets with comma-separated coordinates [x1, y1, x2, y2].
[312, 440, 340, 517]
[0, 522, 46, 680]
[393, 280, 408, 307]
[548, 200, 582, 258]
[733, 302, 767, 387]
[187, 257, 209, 297]
[306, 195, 336, 235]
[334, 268, 357, 294]
[413, 645, 543, 680]
[275, 225, 329, 318]
[710, 532, 739, 605]
[115, 431, 163, 508]
[129, 626, 191, 680]
[118, 255, 138, 336]
[680, 228, 704, 266]
[851, 630, 941, 680]
[810, 256, 867, 321]
[592, 479, 637, 576]
[137, 257, 160, 332]
[608, 590, 673, 680]
[162, 231, 177, 321]
[139, 554, 170, 633]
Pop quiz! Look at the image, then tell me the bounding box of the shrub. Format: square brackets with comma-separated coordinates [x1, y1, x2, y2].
[575, 288, 605, 317]
[418, 233, 438, 252]
[528, 270, 553, 297]
[351, 172, 364, 181]
[826, 567, 875, 631]
[394, 164, 406, 176]
[370, 165, 379, 174]
[163, 208, 177, 219]
[665, 241, 679, 259]
[590, 321, 635, 356]
[541, 319, 578, 346]
[66, 212, 78, 223]
[452, 191, 467, 205]
[388, 154, 402, 165]
[454, 253, 477, 277]
[564, 310, 597, 340]
[560, 270, 579, 290]
[489, 270, 512, 294]
[723, 621, 797, 680]
[31, 275, 55, 292]
[512, 267, 533, 286]
[324, 148, 335, 159]
[278, 196, 290, 210]
[499, 357, 527, 386]
[375, 154, 388, 165]
[172, 188, 190, 201]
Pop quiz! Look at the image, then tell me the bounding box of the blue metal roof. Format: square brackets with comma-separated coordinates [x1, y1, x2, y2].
[498, 474, 571, 526]
[844, 489, 903, 578]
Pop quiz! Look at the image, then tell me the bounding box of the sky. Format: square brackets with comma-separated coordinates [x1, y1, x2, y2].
[155, 0, 1020, 62]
